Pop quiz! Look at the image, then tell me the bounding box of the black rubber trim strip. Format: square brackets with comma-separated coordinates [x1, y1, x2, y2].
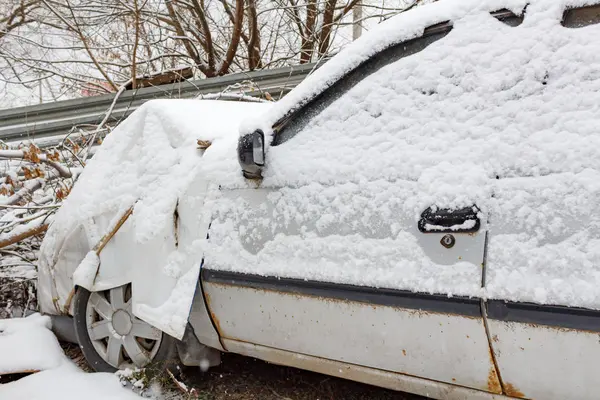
[201, 269, 482, 318]
[203, 270, 600, 332]
[487, 300, 600, 332]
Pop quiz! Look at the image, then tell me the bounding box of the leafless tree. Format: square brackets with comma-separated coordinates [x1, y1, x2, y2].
[1, 0, 40, 39]
[0, 0, 426, 107]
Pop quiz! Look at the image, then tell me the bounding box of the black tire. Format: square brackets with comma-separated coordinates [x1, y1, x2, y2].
[73, 286, 180, 373]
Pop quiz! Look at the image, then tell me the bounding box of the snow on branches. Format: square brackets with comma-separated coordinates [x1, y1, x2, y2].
[0, 136, 86, 315]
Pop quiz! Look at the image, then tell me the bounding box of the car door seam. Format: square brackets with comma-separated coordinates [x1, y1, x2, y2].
[480, 211, 507, 395]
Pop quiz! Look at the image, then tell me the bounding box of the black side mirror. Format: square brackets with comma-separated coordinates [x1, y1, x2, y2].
[238, 130, 265, 179]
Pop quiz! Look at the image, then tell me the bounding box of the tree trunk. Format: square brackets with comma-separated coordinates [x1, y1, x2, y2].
[318, 0, 337, 57]
[300, 0, 317, 63]
[218, 0, 245, 75]
[247, 0, 261, 69]
[353, 1, 362, 40]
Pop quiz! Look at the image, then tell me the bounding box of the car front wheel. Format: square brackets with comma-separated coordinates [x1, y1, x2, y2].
[73, 284, 178, 372]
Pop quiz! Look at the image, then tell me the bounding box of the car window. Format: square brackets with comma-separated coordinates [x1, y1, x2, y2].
[263, 11, 600, 187]
[273, 25, 452, 146]
[492, 8, 524, 27]
[563, 4, 600, 28]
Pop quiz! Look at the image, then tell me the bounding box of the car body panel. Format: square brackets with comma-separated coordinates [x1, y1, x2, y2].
[189, 282, 224, 351]
[486, 174, 600, 309]
[486, 319, 600, 400]
[484, 174, 600, 399]
[204, 23, 496, 390]
[223, 339, 515, 400]
[203, 277, 498, 392]
[204, 183, 495, 391]
[206, 186, 487, 297]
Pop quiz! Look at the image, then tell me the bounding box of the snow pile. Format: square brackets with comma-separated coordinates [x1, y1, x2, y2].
[1, 364, 145, 400]
[0, 313, 63, 374]
[38, 99, 268, 338]
[0, 314, 147, 400]
[208, 0, 600, 308]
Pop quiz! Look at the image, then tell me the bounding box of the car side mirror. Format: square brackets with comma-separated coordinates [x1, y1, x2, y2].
[238, 130, 265, 179]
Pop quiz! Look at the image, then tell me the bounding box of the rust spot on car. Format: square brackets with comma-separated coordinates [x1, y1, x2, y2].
[402, 349, 407, 356]
[524, 321, 594, 334]
[452, 378, 456, 382]
[504, 383, 525, 398]
[492, 334, 499, 342]
[487, 366, 502, 394]
[486, 346, 503, 395]
[203, 291, 223, 335]
[209, 310, 222, 335]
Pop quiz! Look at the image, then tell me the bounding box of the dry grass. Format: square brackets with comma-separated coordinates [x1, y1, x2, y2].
[177, 353, 427, 400]
[60, 342, 93, 372]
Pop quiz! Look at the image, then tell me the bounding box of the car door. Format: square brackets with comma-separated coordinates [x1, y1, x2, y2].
[484, 173, 600, 400]
[481, 5, 600, 400]
[202, 24, 501, 393]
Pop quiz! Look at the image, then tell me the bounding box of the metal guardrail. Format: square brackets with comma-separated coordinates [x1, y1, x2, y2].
[0, 61, 321, 144]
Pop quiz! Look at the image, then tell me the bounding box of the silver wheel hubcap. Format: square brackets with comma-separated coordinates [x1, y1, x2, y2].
[85, 285, 162, 369]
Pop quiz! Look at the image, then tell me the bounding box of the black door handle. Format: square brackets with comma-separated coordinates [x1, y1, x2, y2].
[418, 206, 481, 233]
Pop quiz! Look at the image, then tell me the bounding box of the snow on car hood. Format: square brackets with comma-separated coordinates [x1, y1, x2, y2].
[38, 99, 269, 338]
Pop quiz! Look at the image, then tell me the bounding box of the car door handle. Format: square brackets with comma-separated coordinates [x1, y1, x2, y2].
[418, 206, 481, 233]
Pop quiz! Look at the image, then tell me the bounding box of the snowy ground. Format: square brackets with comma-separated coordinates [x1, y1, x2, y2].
[0, 314, 175, 400]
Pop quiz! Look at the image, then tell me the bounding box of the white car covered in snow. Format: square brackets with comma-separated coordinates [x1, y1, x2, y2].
[38, 1, 600, 399]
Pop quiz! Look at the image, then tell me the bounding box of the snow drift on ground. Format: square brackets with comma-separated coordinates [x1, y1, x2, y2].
[0, 313, 63, 374]
[0, 314, 142, 400]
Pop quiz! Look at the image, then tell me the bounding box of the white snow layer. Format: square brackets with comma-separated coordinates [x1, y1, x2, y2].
[0, 314, 63, 374]
[39, 0, 600, 334]
[38, 100, 269, 338]
[0, 314, 143, 400]
[209, 0, 600, 310]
